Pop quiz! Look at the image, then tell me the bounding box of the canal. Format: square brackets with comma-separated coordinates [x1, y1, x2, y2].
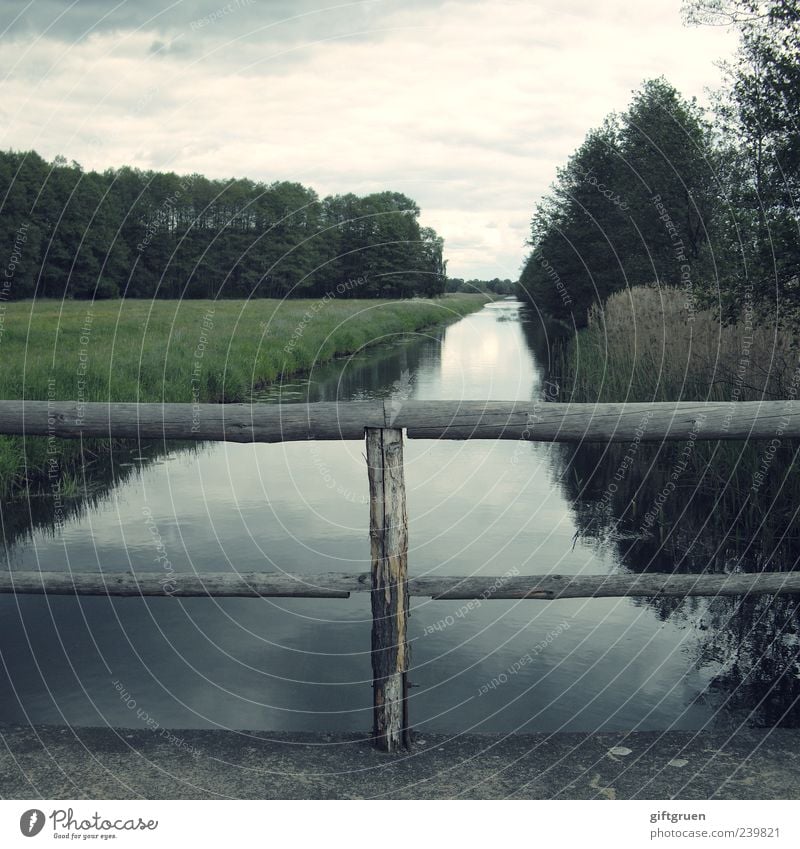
[1, 300, 797, 734]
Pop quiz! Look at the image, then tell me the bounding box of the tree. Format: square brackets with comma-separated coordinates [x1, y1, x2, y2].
[517, 79, 722, 325]
[0, 149, 447, 301]
[684, 0, 800, 323]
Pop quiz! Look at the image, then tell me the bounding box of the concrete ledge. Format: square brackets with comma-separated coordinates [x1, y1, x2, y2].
[1, 725, 798, 800]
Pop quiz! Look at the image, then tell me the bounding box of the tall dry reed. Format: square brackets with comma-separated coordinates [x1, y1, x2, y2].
[560, 286, 797, 403]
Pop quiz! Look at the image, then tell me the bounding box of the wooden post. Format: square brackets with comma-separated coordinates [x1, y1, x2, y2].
[366, 427, 410, 751]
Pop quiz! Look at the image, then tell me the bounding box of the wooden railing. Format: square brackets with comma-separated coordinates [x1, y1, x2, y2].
[2, 398, 800, 751]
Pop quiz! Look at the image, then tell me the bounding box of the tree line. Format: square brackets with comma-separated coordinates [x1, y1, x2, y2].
[0, 149, 446, 301]
[445, 277, 516, 295]
[517, 0, 800, 327]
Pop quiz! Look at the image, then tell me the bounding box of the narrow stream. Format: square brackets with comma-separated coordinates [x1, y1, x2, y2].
[0, 302, 769, 733]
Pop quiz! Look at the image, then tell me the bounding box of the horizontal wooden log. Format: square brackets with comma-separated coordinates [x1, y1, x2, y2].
[0, 571, 359, 598]
[410, 572, 800, 600]
[2, 571, 799, 599]
[0, 400, 384, 443]
[397, 400, 800, 442]
[0, 399, 798, 443]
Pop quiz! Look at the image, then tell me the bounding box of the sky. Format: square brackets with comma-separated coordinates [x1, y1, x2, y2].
[0, 0, 738, 279]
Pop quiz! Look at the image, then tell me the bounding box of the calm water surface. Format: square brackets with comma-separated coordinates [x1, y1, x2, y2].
[0, 302, 750, 733]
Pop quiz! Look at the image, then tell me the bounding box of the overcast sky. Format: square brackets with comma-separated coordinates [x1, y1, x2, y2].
[1, 0, 737, 279]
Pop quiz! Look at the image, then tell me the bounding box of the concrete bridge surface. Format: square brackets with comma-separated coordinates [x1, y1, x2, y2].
[1, 725, 798, 799]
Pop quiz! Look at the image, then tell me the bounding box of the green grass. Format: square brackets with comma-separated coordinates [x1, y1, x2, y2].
[0, 294, 488, 496]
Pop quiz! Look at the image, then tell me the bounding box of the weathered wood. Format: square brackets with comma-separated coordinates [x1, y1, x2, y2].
[2, 399, 800, 443]
[0, 400, 384, 443]
[408, 571, 800, 599]
[2, 570, 799, 599]
[0, 571, 355, 597]
[367, 428, 410, 752]
[397, 400, 800, 442]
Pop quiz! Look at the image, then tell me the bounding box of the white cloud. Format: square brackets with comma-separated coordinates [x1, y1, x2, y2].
[0, 0, 737, 278]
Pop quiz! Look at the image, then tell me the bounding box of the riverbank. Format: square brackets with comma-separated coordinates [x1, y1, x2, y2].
[0, 294, 488, 496]
[557, 286, 796, 403]
[2, 723, 796, 799]
[552, 285, 800, 603]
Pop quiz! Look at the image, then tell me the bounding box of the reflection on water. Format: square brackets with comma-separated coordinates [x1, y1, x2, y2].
[551, 434, 800, 729]
[1, 301, 794, 733]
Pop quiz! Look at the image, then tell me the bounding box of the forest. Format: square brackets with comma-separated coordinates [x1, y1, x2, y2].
[0, 150, 446, 301]
[517, 0, 800, 328]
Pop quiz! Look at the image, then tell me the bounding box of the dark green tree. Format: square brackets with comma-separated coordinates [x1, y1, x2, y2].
[0, 149, 446, 302]
[684, 0, 800, 323]
[517, 79, 721, 325]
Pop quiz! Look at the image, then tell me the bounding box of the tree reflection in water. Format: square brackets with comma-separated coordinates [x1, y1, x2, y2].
[520, 309, 800, 729]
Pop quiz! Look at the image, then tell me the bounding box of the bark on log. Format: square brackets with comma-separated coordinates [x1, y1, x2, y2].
[366, 428, 410, 752]
[2, 570, 798, 599]
[0, 400, 384, 443]
[2, 399, 800, 443]
[397, 400, 800, 442]
[407, 571, 800, 599]
[0, 571, 355, 597]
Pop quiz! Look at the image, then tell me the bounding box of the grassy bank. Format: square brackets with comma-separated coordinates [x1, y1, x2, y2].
[553, 285, 800, 568]
[0, 294, 488, 495]
[0, 294, 488, 403]
[553, 288, 800, 728]
[559, 286, 797, 403]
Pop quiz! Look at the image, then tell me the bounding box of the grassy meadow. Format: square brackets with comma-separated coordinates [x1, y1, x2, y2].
[0, 294, 488, 496]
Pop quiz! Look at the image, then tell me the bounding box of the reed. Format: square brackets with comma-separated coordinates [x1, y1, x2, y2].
[559, 285, 797, 404]
[554, 285, 800, 570]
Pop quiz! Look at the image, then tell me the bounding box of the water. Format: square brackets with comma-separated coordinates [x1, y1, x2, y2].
[0, 301, 793, 733]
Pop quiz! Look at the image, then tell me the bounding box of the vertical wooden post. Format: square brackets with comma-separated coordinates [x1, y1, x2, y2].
[366, 427, 410, 752]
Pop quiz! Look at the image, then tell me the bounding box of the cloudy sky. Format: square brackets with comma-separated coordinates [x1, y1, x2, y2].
[1, 0, 737, 279]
